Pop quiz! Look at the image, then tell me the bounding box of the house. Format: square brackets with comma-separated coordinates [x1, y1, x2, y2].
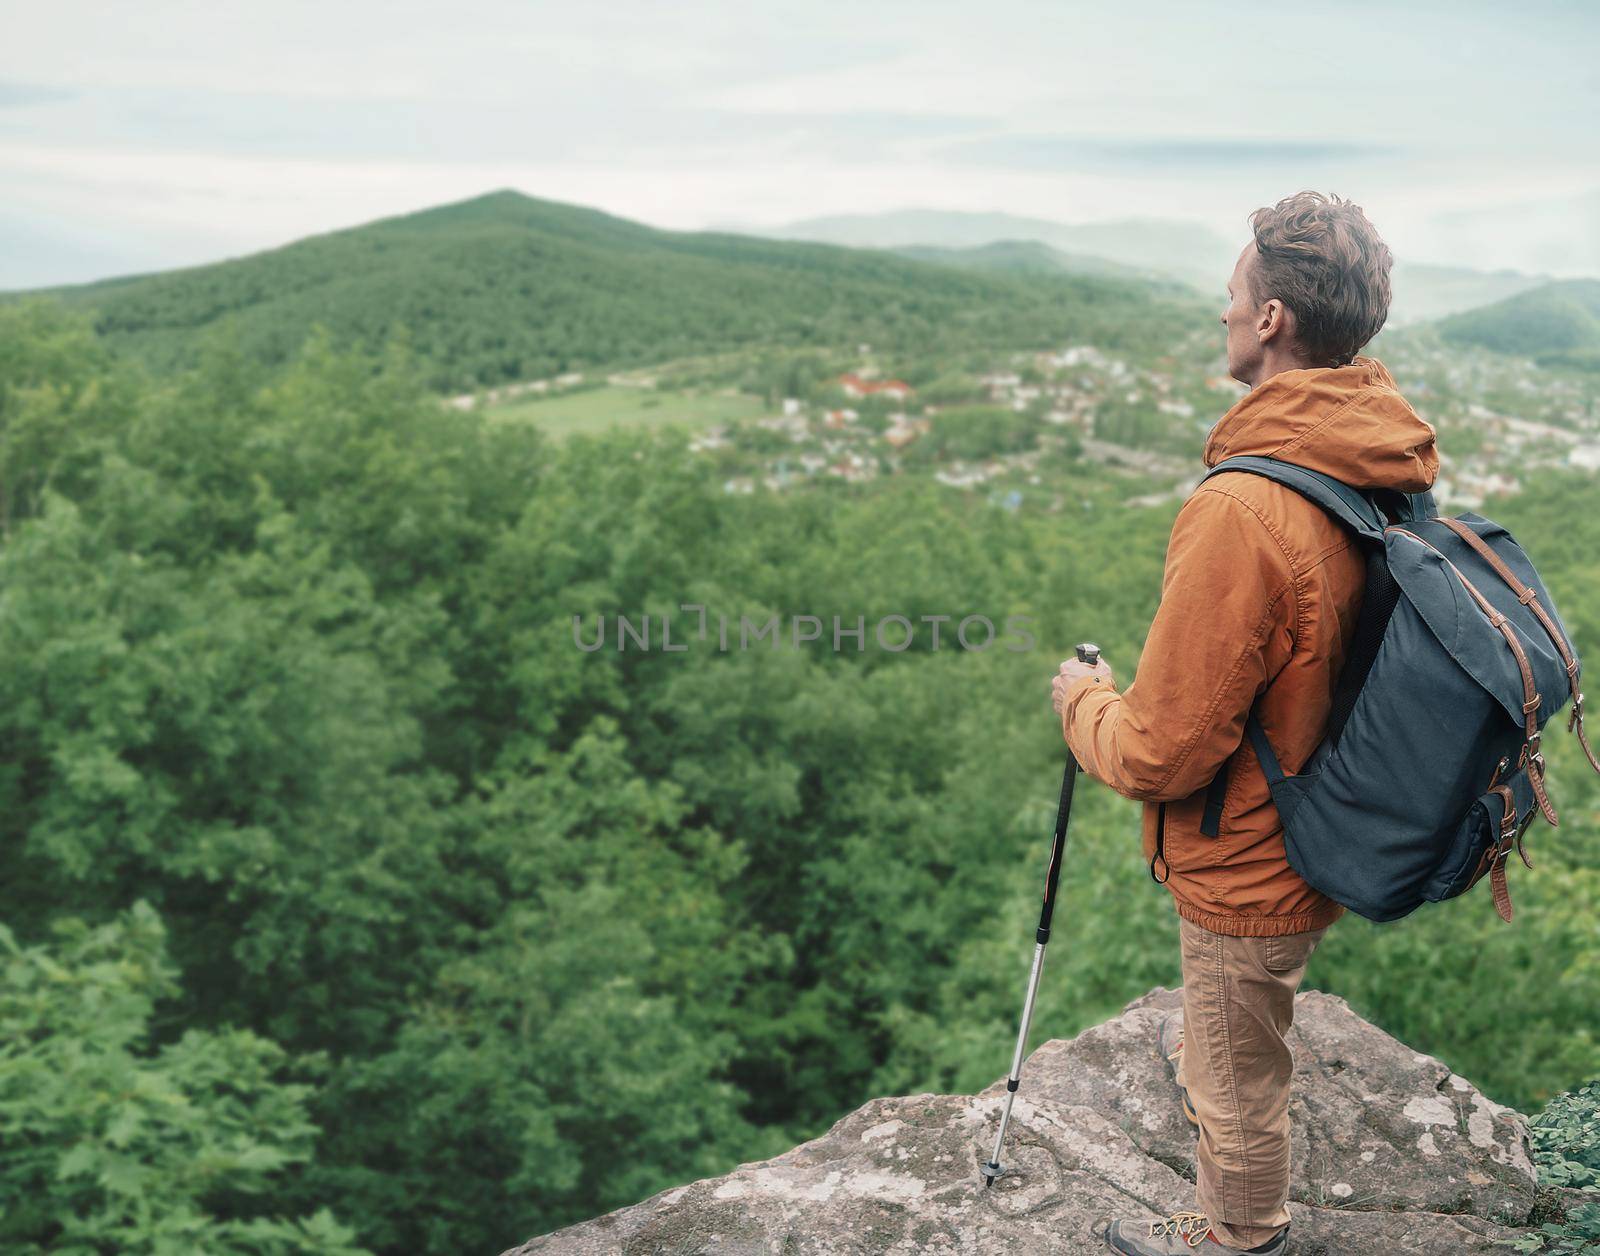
[837, 373, 913, 400]
[884, 416, 930, 449]
[688, 431, 729, 453]
[827, 452, 877, 484]
[935, 465, 992, 489]
[757, 414, 809, 441]
[1051, 345, 1109, 370]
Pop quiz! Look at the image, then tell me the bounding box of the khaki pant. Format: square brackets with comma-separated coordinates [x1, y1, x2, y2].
[1176, 915, 1329, 1250]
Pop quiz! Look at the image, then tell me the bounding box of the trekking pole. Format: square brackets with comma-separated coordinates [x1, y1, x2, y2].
[980, 641, 1100, 1189]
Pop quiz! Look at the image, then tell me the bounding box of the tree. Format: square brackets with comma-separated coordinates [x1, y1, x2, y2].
[0, 902, 366, 1255]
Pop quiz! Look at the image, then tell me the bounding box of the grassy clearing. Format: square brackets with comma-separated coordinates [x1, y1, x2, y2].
[485, 385, 767, 437]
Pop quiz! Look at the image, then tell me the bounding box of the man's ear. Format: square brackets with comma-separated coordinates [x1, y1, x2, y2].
[1258, 297, 1296, 347]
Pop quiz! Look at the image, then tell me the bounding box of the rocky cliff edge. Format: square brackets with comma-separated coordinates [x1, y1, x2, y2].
[509, 987, 1568, 1254]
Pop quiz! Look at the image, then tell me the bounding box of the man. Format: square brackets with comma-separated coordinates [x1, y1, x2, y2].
[1051, 191, 1439, 1254]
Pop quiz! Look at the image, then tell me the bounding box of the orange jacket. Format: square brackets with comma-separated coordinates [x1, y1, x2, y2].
[1061, 356, 1439, 937]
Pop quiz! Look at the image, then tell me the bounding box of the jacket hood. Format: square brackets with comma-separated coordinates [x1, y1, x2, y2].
[1202, 356, 1439, 493]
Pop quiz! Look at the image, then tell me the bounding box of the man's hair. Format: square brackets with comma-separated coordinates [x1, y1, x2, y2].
[1247, 191, 1393, 368]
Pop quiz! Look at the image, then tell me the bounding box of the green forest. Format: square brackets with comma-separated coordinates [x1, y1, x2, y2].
[1, 294, 1598, 1254]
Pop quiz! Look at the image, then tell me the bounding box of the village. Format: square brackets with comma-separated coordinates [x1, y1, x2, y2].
[452, 331, 1600, 515]
[689, 333, 1600, 512]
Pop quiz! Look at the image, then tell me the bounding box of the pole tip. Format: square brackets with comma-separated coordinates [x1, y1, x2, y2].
[980, 1161, 1000, 1188]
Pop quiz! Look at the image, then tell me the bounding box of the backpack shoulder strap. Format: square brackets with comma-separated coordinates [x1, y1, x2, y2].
[1200, 455, 1405, 788]
[1393, 485, 1438, 524]
[1202, 455, 1389, 542]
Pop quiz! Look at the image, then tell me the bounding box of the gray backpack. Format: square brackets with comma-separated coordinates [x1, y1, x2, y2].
[1203, 455, 1600, 923]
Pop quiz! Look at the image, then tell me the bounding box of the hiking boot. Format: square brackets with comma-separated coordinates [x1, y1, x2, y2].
[1158, 1011, 1199, 1128]
[1093, 1211, 1289, 1254]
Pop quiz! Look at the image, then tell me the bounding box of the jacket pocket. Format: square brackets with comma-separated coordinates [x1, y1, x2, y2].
[1149, 793, 1221, 877]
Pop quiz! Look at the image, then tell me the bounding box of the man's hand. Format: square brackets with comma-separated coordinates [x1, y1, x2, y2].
[1052, 654, 1115, 716]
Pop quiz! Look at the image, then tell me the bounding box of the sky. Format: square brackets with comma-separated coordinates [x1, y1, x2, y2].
[2, 0, 1598, 289]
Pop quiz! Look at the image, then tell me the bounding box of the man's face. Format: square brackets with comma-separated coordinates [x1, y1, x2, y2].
[1221, 243, 1265, 385]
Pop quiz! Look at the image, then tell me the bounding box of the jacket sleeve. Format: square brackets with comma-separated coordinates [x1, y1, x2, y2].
[1061, 484, 1299, 801]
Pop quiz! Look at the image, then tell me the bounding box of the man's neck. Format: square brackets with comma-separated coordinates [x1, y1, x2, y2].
[1245, 348, 1318, 391]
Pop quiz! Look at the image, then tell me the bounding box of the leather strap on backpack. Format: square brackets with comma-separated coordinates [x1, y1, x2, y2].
[1391, 528, 1559, 828]
[1451, 565, 1558, 828]
[1491, 852, 1515, 923]
[1471, 785, 1523, 923]
[1436, 517, 1600, 777]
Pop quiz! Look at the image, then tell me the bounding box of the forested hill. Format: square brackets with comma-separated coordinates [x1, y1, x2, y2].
[1437, 277, 1600, 371]
[18, 190, 1201, 391]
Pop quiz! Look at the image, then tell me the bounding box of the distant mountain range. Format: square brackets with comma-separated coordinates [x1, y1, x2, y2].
[14, 191, 1590, 391]
[19, 191, 1201, 392]
[768, 209, 1555, 325]
[779, 209, 1236, 293]
[889, 240, 1176, 288]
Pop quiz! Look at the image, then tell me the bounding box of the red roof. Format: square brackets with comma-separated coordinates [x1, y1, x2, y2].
[837, 373, 913, 396]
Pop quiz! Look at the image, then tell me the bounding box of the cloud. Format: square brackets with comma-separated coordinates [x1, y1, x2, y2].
[0, 77, 991, 170]
[1423, 187, 1600, 277]
[1, 0, 1595, 284]
[0, 81, 77, 108]
[936, 133, 1400, 173]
